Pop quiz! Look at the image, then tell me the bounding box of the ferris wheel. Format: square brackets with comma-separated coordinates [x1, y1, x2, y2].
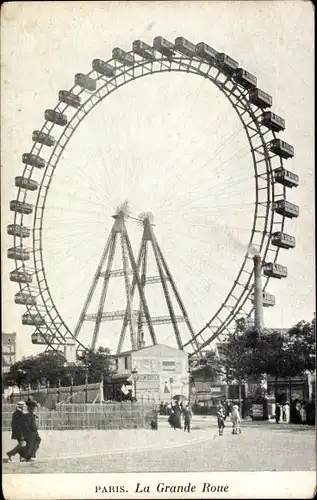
[7, 36, 299, 358]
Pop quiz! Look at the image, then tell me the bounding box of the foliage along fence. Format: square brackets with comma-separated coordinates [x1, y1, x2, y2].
[2, 402, 158, 431]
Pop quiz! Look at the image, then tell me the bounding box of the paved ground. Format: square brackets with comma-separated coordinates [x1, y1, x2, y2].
[2, 416, 315, 474]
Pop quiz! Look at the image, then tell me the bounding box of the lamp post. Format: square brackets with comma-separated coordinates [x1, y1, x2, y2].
[63, 362, 74, 401]
[187, 369, 191, 404]
[84, 367, 89, 403]
[57, 377, 61, 403]
[131, 368, 138, 401]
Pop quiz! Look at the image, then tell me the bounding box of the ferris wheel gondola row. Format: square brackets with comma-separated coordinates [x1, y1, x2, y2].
[273, 167, 299, 188]
[7, 35, 300, 355]
[7, 224, 31, 238]
[15, 176, 39, 191]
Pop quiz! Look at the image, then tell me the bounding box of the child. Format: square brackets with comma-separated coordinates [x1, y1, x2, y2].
[231, 404, 241, 434]
[216, 405, 226, 436]
[183, 403, 192, 433]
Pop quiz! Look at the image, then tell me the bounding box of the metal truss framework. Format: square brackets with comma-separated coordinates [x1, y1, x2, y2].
[8, 38, 297, 356]
[117, 217, 200, 354]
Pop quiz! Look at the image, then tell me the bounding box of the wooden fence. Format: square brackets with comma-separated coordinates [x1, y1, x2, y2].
[2, 402, 158, 431]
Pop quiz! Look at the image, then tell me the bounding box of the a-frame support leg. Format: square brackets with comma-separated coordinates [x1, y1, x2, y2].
[137, 240, 148, 348]
[124, 232, 157, 347]
[156, 238, 200, 352]
[149, 229, 183, 350]
[74, 230, 114, 347]
[121, 231, 137, 350]
[91, 231, 118, 351]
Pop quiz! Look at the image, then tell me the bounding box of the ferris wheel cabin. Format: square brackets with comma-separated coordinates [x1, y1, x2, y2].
[14, 292, 37, 306]
[262, 262, 288, 279]
[10, 270, 33, 284]
[31, 332, 53, 345]
[7, 247, 30, 261]
[22, 313, 44, 326]
[251, 291, 276, 307]
[10, 200, 33, 215]
[271, 232, 296, 249]
[92, 59, 115, 77]
[261, 111, 285, 132]
[133, 40, 154, 59]
[174, 37, 196, 57]
[32, 131, 55, 147]
[274, 200, 299, 219]
[75, 73, 97, 92]
[233, 68, 257, 89]
[112, 48, 134, 66]
[45, 109, 68, 126]
[59, 90, 81, 108]
[153, 37, 174, 57]
[215, 53, 239, 75]
[195, 43, 218, 63]
[15, 176, 38, 191]
[22, 153, 45, 169]
[273, 167, 299, 188]
[7, 224, 30, 238]
[269, 138, 294, 159]
[249, 88, 273, 108]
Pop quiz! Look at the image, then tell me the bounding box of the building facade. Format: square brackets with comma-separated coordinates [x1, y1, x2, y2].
[2, 332, 16, 374]
[107, 344, 189, 402]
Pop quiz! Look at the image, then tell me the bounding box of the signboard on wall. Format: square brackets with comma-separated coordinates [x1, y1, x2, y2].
[252, 403, 264, 419]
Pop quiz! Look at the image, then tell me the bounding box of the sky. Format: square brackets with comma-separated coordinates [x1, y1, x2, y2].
[1, 1, 315, 360]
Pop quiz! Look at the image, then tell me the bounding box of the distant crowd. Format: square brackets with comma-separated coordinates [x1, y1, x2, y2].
[275, 399, 315, 425]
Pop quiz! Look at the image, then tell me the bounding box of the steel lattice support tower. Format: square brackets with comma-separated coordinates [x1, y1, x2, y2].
[73, 210, 156, 352]
[117, 216, 200, 354]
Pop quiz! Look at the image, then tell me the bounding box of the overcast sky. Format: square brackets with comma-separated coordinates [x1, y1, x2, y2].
[1, 1, 314, 360]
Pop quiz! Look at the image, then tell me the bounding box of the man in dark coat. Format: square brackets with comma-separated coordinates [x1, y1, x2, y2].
[24, 401, 41, 461]
[275, 403, 281, 423]
[6, 401, 28, 462]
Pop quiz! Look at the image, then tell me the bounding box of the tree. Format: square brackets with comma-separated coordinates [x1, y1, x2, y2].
[191, 349, 223, 381]
[287, 317, 315, 373]
[77, 346, 113, 383]
[3, 346, 114, 390]
[220, 329, 257, 406]
[3, 351, 68, 389]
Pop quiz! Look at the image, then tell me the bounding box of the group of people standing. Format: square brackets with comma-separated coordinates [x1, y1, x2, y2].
[275, 399, 314, 424]
[167, 401, 192, 432]
[6, 399, 41, 463]
[216, 403, 242, 436]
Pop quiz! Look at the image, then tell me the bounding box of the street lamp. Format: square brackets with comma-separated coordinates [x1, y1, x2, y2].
[83, 366, 89, 403]
[131, 368, 138, 401]
[187, 369, 192, 404]
[63, 362, 74, 399]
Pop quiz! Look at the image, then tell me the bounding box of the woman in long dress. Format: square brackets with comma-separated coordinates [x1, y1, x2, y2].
[168, 402, 182, 429]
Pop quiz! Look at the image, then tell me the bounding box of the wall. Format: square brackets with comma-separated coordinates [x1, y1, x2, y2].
[131, 344, 189, 401]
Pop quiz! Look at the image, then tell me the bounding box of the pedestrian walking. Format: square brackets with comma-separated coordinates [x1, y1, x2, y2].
[275, 403, 281, 424]
[6, 401, 28, 462]
[216, 405, 226, 436]
[183, 403, 192, 433]
[231, 405, 241, 435]
[24, 401, 41, 461]
[282, 403, 287, 422]
[299, 401, 307, 424]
